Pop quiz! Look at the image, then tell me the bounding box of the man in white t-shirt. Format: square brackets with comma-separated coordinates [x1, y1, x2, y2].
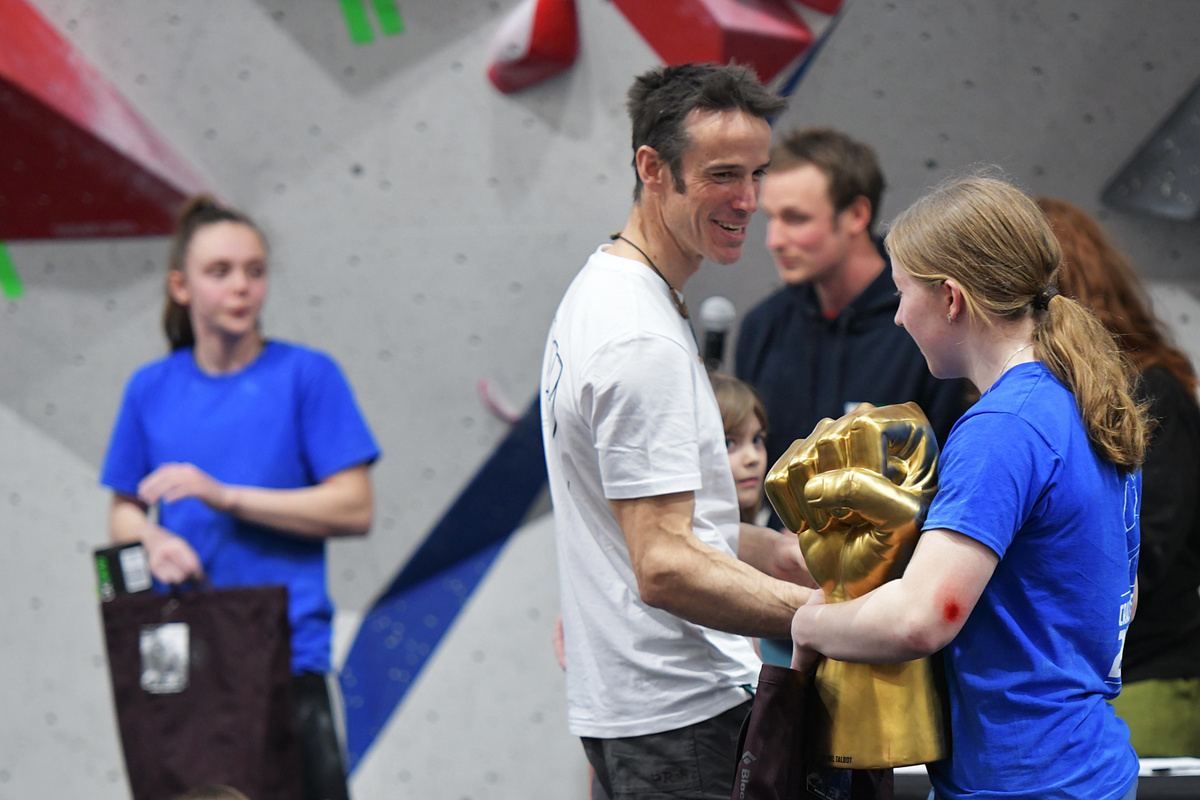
[540, 63, 814, 800]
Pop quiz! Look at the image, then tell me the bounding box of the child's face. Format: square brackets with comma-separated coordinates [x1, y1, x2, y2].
[170, 221, 268, 345]
[726, 414, 767, 514]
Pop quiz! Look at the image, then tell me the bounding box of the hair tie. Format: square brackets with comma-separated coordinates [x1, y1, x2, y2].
[1032, 284, 1059, 311]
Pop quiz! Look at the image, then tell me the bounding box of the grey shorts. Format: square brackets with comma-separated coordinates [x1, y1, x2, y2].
[582, 700, 753, 800]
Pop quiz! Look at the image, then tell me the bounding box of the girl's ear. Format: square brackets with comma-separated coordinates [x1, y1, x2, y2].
[943, 278, 964, 321]
[167, 269, 190, 306]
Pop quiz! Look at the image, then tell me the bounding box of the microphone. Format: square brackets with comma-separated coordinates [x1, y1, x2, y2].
[698, 295, 737, 371]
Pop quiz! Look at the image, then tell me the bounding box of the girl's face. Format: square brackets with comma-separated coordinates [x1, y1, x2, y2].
[892, 260, 960, 379]
[727, 414, 767, 514]
[170, 221, 268, 345]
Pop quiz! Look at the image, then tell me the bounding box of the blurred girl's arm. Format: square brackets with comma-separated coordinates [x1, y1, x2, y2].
[137, 462, 373, 539]
[109, 493, 203, 584]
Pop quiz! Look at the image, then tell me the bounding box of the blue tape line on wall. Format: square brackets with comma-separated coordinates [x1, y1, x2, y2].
[339, 398, 548, 772]
[775, 4, 847, 102]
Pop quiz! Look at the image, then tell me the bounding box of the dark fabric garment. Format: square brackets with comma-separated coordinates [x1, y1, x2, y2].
[102, 585, 305, 800]
[583, 700, 752, 800]
[736, 254, 970, 505]
[293, 672, 350, 800]
[733, 664, 893, 800]
[733, 666, 807, 800]
[1123, 365, 1200, 682]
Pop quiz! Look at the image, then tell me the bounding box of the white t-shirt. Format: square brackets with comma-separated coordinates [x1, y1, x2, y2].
[540, 244, 761, 738]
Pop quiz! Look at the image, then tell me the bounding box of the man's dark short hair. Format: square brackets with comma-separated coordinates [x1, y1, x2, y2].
[626, 63, 786, 202]
[771, 128, 886, 232]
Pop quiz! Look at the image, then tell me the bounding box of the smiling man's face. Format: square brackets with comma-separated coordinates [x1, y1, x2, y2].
[659, 108, 773, 266]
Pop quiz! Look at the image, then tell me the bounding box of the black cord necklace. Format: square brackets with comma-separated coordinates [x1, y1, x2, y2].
[611, 232, 689, 319]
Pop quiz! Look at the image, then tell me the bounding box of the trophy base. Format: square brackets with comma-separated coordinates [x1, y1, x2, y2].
[807, 656, 949, 770]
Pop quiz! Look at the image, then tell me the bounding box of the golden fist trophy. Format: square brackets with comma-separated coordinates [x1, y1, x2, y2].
[765, 402, 949, 769]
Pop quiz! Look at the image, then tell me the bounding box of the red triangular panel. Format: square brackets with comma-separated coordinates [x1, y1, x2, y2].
[794, 0, 843, 15]
[611, 1, 723, 67]
[610, 0, 814, 85]
[487, 0, 580, 94]
[0, 0, 207, 240]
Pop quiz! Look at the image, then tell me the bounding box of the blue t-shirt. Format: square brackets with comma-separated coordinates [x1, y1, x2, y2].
[101, 341, 380, 673]
[923, 363, 1139, 800]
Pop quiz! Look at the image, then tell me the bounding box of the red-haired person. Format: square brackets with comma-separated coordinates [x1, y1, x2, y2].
[1041, 195, 1200, 757]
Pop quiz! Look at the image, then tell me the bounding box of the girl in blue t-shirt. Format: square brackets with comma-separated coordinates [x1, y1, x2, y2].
[101, 196, 379, 800]
[788, 175, 1147, 800]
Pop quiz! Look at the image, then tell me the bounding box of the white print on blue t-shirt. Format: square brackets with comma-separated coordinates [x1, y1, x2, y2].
[1109, 592, 1133, 683]
[1107, 474, 1141, 687]
[1123, 471, 1141, 542]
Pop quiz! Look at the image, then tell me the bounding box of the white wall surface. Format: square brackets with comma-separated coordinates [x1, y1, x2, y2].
[2, 1, 1200, 798]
